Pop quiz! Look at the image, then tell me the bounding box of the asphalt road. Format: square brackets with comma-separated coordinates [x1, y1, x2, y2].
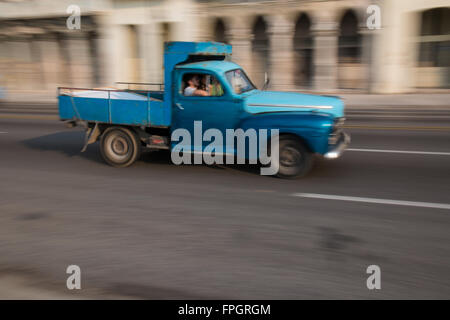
[0, 111, 449, 299]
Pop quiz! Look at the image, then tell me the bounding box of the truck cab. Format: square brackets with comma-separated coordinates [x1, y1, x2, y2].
[58, 41, 350, 178]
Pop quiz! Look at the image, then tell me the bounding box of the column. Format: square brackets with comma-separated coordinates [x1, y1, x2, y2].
[137, 24, 150, 84]
[227, 16, 253, 78]
[66, 32, 93, 88]
[10, 38, 34, 90]
[267, 14, 295, 91]
[312, 18, 338, 92]
[360, 27, 377, 93]
[55, 32, 72, 87]
[0, 38, 13, 90]
[35, 33, 61, 91]
[95, 14, 116, 87]
[109, 24, 129, 84]
[370, 0, 415, 93]
[138, 22, 164, 85]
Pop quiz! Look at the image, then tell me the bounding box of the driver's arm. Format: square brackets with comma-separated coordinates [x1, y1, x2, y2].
[193, 89, 209, 96]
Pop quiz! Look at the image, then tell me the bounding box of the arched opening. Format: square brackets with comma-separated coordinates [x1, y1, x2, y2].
[293, 13, 314, 88]
[213, 18, 228, 44]
[338, 10, 362, 89]
[417, 7, 450, 88]
[160, 22, 172, 81]
[251, 16, 269, 88]
[88, 30, 100, 86]
[161, 22, 171, 52]
[338, 10, 361, 62]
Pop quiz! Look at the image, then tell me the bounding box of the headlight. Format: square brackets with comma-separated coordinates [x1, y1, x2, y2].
[334, 117, 346, 130]
[328, 117, 345, 145]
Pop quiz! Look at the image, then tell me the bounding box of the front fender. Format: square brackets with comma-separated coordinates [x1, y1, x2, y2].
[238, 111, 334, 154]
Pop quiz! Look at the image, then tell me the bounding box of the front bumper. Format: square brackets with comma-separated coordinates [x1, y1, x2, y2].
[324, 131, 351, 159]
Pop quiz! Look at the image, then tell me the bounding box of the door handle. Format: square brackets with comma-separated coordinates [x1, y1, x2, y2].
[176, 103, 184, 110]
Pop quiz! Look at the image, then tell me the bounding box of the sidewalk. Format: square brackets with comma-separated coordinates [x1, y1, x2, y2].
[340, 93, 450, 109]
[1, 90, 450, 109]
[1, 90, 57, 105]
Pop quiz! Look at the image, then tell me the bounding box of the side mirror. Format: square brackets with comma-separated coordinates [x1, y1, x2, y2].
[262, 72, 270, 91]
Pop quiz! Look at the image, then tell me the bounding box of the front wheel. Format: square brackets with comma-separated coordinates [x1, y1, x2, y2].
[276, 136, 314, 178]
[100, 127, 141, 167]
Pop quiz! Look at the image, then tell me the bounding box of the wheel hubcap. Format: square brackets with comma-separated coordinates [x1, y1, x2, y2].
[280, 146, 302, 167]
[105, 131, 132, 163]
[112, 137, 128, 155]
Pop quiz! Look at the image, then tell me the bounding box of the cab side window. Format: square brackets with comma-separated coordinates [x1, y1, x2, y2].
[181, 73, 224, 97]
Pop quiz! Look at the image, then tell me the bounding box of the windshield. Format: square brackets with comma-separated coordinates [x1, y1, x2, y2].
[225, 69, 256, 94]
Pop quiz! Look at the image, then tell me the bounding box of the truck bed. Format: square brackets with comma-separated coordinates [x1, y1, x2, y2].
[58, 87, 167, 127]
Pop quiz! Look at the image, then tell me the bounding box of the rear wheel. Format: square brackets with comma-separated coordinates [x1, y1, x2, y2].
[100, 127, 141, 167]
[276, 136, 314, 178]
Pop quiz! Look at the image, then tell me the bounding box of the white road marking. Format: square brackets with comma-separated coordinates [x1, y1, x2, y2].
[0, 132, 8, 134]
[347, 148, 450, 156]
[292, 193, 450, 210]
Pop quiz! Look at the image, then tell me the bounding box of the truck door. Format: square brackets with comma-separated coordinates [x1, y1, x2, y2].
[171, 70, 242, 154]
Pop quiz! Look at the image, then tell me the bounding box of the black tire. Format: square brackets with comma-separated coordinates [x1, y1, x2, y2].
[276, 135, 314, 178]
[100, 127, 141, 167]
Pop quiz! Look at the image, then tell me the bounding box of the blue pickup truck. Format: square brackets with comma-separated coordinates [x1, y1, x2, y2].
[58, 41, 349, 178]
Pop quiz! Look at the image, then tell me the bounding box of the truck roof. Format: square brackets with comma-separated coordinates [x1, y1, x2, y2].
[165, 41, 232, 56]
[176, 61, 241, 74]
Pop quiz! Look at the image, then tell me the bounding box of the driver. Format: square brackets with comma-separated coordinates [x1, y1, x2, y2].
[184, 74, 209, 97]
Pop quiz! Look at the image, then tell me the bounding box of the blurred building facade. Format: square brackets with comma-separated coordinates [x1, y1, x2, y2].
[0, 0, 448, 97]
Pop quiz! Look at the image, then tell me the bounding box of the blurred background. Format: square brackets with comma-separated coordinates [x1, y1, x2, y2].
[0, 0, 449, 300]
[0, 0, 448, 99]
